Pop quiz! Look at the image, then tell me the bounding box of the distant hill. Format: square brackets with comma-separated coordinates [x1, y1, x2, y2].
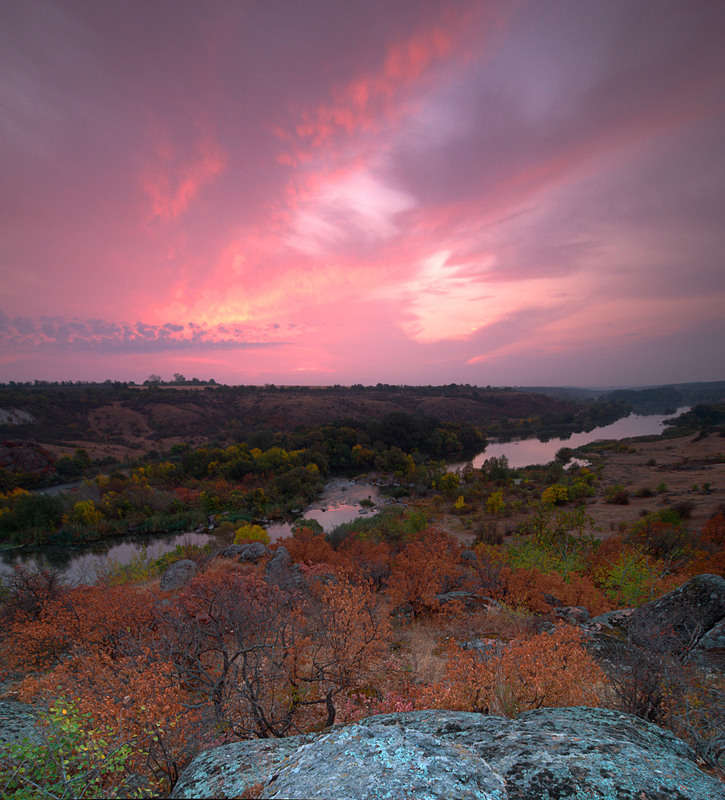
[0, 383, 584, 461]
[2, 380, 720, 466]
[520, 381, 725, 412]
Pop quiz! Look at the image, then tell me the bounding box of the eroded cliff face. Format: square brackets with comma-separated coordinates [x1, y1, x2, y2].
[172, 707, 725, 800]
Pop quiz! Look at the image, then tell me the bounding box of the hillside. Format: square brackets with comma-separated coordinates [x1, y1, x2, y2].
[0, 383, 588, 463]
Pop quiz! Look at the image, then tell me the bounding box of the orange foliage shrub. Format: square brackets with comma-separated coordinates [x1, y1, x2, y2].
[336, 537, 391, 588]
[426, 624, 604, 717]
[8, 582, 190, 790]
[282, 525, 335, 565]
[2, 584, 157, 671]
[690, 513, 725, 576]
[19, 648, 194, 787]
[385, 528, 462, 617]
[498, 566, 613, 616]
[305, 574, 393, 725]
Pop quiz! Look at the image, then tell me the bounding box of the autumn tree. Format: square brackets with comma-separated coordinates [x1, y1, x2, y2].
[301, 573, 391, 726]
[386, 528, 462, 616]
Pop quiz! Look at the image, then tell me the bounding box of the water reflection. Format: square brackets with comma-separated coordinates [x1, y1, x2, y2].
[0, 480, 384, 584]
[449, 408, 688, 470]
[267, 479, 384, 540]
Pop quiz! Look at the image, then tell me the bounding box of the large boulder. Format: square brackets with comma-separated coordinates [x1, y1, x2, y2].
[159, 559, 198, 591]
[362, 708, 725, 800]
[686, 616, 725, 671]
[626, 574, 725, 658]
[264, 546, 303, 589]
[261, 723, 506, 799]
[218, 542, 269, 562]
[171, 736, 316, 799]
[171, 707, 725, 800]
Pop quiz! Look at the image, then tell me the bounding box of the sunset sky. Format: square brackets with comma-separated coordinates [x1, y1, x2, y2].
[2, 0, 724, 387]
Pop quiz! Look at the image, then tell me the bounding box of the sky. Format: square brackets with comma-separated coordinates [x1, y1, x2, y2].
[2, 0, 725, 388]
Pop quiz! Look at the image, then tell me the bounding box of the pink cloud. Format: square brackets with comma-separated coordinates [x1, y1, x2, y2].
[142, 138, 225, 223]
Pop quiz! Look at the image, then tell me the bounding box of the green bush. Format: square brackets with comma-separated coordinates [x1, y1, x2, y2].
[508, 505, 598, 580]
[605, 484, 630, 505]
[0, 700, 143, 799]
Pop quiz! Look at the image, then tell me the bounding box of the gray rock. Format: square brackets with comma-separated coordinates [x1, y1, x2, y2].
[0, 700, 39, 747]
[172, 707, 725, 800]
[554, 605, 590, 624]
[159, 559, 198, 591]
[435, 591, 502, 612]
[218, 542, 269, 562]
[264, 546, 299, 588]
[362, 707, 725, 800]
[459, 638, 504, 657]
[626, 573, 725, 657]
[171, 735, 317, 799]
[686, 616, 725, 670]
[260, 723, 506, 800]
[589, 607, 634, 630]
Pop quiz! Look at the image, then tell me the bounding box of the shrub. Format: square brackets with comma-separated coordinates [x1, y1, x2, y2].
[99, 549, 160, 586]
[485, 489, 505, 514]
[597, 546, 662, 606]
[0, 700, 143, 799]
[604, 485, 630, 505]
[386, 529, 462, 617]
[233, 523, 270, 546]
[541, 484, 568, 506]
[430, 625, 604, 716]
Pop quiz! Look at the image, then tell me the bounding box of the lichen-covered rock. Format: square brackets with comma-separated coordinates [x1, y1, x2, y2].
[626, 573, 725, 657]
[260, 723, 507, 800]
[361, 707, 725, 800]
[159, 559, 198, 591]
[0, 700, 39, 746]
[171, 735, 317, 799]
[171, 707, 725, 800]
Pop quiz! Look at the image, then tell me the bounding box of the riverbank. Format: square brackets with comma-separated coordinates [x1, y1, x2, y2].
[435, 431, 725, 548]
[581, 430, 725, 536]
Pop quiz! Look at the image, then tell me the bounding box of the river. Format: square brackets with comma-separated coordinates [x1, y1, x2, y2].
[0, 409, 686, 585]
[0, 479, 386, 586]
[449, 407, 688, 470]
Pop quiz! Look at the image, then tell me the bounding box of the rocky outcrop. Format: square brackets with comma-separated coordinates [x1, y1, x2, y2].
[159, 559, 198, 591]
[171, 736, 317, 799]
[687, 617, 725, 670]
[218, 542, 269, 562]
[0, 439, 54, 475]
[626, 573, 725, 664]
[261, 723, 506, 800]
[171, 707, 725, 799]
[264, 546, 303, 589]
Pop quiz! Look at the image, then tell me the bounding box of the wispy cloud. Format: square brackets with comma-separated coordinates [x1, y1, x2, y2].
[0, 314, 286, 354]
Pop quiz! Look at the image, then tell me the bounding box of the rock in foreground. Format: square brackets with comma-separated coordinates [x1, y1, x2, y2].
[172, 707, 725, 800]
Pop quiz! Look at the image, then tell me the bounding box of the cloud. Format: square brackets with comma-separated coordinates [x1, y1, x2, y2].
[0, 313, 286, 354]
[1, 1, 724, 387]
